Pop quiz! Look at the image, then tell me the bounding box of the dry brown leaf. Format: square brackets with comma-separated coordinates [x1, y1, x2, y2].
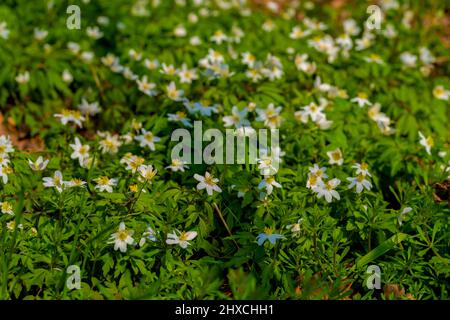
[0, 113, 45, 153]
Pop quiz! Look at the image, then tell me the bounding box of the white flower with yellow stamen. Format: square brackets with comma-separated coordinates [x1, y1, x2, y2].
[327, 148, 344, 166]
[194, 172, 222, 196]
[0, 201, 14, 215]
[15, 71, 30, 84]
[418, 131, 433, 155]
[242, 52, 256, 67]
[99, 133, 122, 155]
[70, 137, 90, 166]
[135, 129, 160, 151]
[347, 174, 372, 193]
[94, 176, 117, 193]
[138, 165, 157, 183]
[166, 81, 184, 101]
[109, 222, 135, 253]
[136, 76, 157, 96]
[211, 30, 227, 44]
[258, 175, 281, 195]
[315, 178, 341, 203]
[166, 158, 189, 172]
[166, 230, 197, 249]
[43, 171, 65, 193]
[352, 162, 371, 177]
[432, 85, 450, 100]
[351, 92, 372, 107]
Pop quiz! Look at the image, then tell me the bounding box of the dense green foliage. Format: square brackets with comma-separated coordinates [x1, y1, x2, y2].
[0, 0, 449, 300]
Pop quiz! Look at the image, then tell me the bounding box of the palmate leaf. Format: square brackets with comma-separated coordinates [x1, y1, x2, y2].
[356, 233, 408, 269]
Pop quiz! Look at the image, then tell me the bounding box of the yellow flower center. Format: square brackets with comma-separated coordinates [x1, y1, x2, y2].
[356, 174, 365, 182]
[144, 132, 154, 141]
[263, 227, 273, 235]
[358, 92, 368, 99]
[179, 232, 189, 241]
[97, 176, 110, 185]
[332, 151, 341, 161]
[176, 111, 186, 118]
[117, 230, 129, 241]
[204, 175, 216, 186]
[2, 202, 12, 212]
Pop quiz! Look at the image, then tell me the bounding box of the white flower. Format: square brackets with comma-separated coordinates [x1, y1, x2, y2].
[400, 52, 417, 67]
[0, 165, 12, 184]
[398, 207, 412, 226]
[0, 21, 10, 39]
[54, 109, 85, 127]
[178, 65, 198, 84]
[120, 153, 145, 173]
[136, 76, 157, 96]
[289, 26, 310, 39]
[34, 28, 48, 41]
[0, 155, 10, 168]
[86, 26, 103, 39]
[211, 30, 227, 44]
[94, 176, 117, 193]
[222, 106, 250, 128]
[81, 51, 95, 63]
[43, 171, 65, 193]
[166, 81, 184, 101]
[134, 129, 160, 151]
[0, 135, 14, 156]
[144, 58, 159, 70]
[327, 148, 344, 166]
[166, 158, 189, 172]
[168, 111, 192, 127]
[309, 164, 328, 180]
[347, 174, 372, 193]
[258, 175, 281, 195]
[286, 218, 303, 236]
[256, 103, 283, 129]
[28, 156, 49, 171]
[99, 132, 122, 154]
[78, 99, 101, 116]
[0, 201, 14, 215]
[70, 138, 90, 166]
[190, 36, 202, 46]
[352, 163, 371, 177]
[343, 19, 360, 36]
[15, 71, 30, 84]
[418, 47, 435, 66]
[109, 222, 135, 253]
[66, 178, 87, 188]
[174, 25, 187, 37]
[351, 92, 372, 107]
[128, 49, 142, 61]
[301, 102, 326, 122]
[315, 178, 341, 203]
[433, 85, 450, 100]
[194, 172, 222, 196]
[161, 63, 178, 76]
[62, 69, 73, 83]
[418, 131, 433, 155]
[166, 230, 197, 249]
[242, 52, 256, 67]
[139, 227, 157, 247]
[138, 165, 157, 183]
